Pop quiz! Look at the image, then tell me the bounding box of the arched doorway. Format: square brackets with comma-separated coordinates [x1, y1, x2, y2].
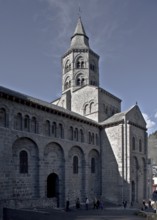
[47, 173, 59, 206]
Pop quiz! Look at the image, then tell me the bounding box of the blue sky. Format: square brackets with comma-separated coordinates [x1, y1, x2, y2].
[0, 0, 157, 134]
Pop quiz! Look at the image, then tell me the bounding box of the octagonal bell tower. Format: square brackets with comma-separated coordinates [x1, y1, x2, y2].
[61, 17, 99, 94]
[52, 17, 121, 122]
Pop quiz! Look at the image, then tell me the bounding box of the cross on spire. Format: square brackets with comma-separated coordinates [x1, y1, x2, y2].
[78, 4, 82, 18]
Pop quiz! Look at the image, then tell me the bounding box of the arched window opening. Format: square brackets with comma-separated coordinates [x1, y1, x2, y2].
[84, 104, 89, 115]
[77, 78, 81, 86]
[65, 82, 68, 90]
[31, 117, 37, 133]
[81, 78, 85, 85]
[132, 137, 136, 150]
[139, 139, 142, 152]
[73, 156, 78, 174]
[77, 61, 80, 68]
[59, 123, 64, 139]
[90, 102, 94, 113]
[45, 120, 50, 136]
[74, 128, 78, 141]
[76, 74, 85, 87]
[88, 132, 92, 144]
[65, 60, 71, 73]
[96, 134, 99, 145]
[0, 108, 6, 127]
[14, 113, 22, 130]
[81, 61, 84, 68]
[91, 158, 95, 173]
[92, 133, 95, 145]
[69, 126, 73, 140]
[24, 115, 30, 132]
[80, 129, 84, 143]
[20, 150, 28, 174]
[64, 77, 71, 90]
[76, 57, 85, 69]
[52, 122, 57, 137]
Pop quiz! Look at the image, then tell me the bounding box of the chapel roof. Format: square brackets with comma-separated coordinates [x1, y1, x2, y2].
[100, 112, 125, 126]
[100, 104, 146, 130]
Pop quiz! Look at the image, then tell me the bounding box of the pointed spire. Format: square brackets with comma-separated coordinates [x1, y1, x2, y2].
[73, 17, 87, 37]
[70, 17, 89, 49]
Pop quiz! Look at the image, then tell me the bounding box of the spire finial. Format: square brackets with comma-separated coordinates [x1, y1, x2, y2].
[78, 3, 82, 18]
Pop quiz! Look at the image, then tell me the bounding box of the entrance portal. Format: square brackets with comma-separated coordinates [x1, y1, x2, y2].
[47, 173, 59, 199]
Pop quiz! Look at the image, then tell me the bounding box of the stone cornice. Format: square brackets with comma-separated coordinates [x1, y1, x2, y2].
[62, 48, 99, 59]
[102, 120, 124, 129]
[127, 120, 147, 131]
[101, 119, 147, 131]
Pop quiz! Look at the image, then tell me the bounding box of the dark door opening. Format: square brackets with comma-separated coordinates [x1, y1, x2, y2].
[47, 173, 59, 198]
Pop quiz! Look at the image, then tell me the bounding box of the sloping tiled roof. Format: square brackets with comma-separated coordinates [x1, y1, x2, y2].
[100, 112, 126, 126]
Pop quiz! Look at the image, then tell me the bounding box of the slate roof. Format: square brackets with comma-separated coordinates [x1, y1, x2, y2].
[73, 17, 87, 37]
[100, 104, 146, 128]
[70, 17, 89, 49]
[100, 112, 126, 126]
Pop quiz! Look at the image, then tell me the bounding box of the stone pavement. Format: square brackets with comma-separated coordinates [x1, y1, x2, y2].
[3, 206, 145, 220]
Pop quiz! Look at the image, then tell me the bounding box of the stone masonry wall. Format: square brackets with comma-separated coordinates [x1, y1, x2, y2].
[101, 124, 124, 205]
[0, 96, 100, 212]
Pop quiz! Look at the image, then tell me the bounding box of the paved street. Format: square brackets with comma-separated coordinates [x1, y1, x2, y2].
[4, 207, 145, 220]
[44, 208, 144, 220]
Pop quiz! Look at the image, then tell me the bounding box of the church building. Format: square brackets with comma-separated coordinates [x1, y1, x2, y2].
[0, 18, 147, 212]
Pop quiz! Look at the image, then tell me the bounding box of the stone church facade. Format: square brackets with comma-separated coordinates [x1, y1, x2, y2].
[0, 18, 147, 212]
